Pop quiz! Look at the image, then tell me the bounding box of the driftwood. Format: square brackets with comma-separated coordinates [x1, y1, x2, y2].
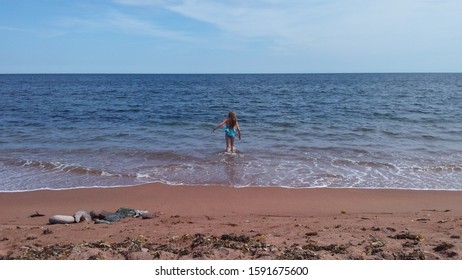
[29, 211, 45, 218]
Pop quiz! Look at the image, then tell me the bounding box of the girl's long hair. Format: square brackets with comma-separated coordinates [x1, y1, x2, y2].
[226, 111, 237, 128]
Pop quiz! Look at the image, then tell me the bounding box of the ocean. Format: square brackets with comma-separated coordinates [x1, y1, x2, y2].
[1, 73, 461, 192]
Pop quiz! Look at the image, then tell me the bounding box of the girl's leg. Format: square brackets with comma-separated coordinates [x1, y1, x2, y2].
[230, 137, 235, 153]
[225, 136, 231, 152]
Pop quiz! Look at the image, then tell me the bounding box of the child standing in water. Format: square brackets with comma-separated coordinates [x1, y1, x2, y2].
[212, 111, 241, 153]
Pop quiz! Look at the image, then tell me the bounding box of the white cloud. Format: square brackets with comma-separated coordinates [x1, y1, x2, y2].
[0, 25, 33, 33]
[105, 11, 194, 41]
[113, 0, 462, 53]
[58, 10, 194, 42]
[0, 24, 66, 38]
[114, 0, 320, 48]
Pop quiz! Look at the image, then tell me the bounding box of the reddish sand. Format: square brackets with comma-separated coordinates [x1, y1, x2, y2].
[0, 184, 461, 260]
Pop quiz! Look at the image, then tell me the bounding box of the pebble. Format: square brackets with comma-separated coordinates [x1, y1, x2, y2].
[140, 211, 155, 219]
[49, 215, 75, 224]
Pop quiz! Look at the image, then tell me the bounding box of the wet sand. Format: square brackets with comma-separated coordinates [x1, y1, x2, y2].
[0, 183, 461, 260]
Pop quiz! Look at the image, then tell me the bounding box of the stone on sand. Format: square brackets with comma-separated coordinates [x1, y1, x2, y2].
[90, 210, 101, 220]
[49, 215, 75, 224]
[74, 210, 92, 223]
[94, 219, 112, 225]
[116, 207, 137, 218]
[100, 212, 122, 222]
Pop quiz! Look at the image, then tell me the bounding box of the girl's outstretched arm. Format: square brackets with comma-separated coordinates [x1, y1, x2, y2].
[236, 122, 241, 140]
[212, 119, 227, 132]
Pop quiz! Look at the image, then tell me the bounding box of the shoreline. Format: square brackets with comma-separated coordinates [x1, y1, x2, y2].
[1, 183, 461, 260]
[3, 183, 462, 193]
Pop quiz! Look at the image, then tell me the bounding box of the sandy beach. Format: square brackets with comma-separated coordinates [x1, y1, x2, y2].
[0, 183, 461, 260]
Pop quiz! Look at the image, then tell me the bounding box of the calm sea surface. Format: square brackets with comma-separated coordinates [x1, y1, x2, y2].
[1, 74, 462, 191]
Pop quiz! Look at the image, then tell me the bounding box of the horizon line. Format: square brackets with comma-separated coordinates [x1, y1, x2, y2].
[1, 71, 461, 75]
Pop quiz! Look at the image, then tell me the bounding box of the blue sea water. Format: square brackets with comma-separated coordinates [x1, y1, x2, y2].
[1, 73, 462, 191]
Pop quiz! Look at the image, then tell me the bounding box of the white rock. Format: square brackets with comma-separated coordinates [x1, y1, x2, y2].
[135, 210, 148, 218]
[74, 210, 92, 223]
[49, 215, 75, 224]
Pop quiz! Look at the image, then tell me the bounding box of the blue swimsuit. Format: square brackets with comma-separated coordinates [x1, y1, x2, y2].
[225, 125, 237, 137]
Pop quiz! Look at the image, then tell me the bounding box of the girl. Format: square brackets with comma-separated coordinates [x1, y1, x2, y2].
[212, 111, 241, 153]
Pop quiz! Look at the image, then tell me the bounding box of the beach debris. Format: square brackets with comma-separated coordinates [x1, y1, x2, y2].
[304, 243, 348, 254]
[253, 234, 267, 242]
[365, 237, 386, 256]
[370, 239, 385, 248]
[29, 211, 45, 218]
[42, 228, 53, 235]
[450, 235, 460, 239]
[433, 242, 458, 258]
[221, 234, 250, 243]
[224, 223, 238, 227]
[18, 244, 75, 260]
[49, 215, 75, 225]
[74, 210, 92, 223]
[393, 249, 426, 260]
[389, 231, 424, 242]
[3, 228, 458, 260]
[402, 241, 418, 248]
[433, 242, 454, 252]
[281, 245, 319, 260]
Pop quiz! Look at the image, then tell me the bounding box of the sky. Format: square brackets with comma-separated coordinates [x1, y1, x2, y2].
[1, 0, 461, 73]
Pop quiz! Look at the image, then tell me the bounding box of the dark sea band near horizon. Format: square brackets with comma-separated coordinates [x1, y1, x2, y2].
[1, 73, 462, 192]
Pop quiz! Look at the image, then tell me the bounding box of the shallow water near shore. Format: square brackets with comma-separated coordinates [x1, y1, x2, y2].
[1, 73, 462, 191]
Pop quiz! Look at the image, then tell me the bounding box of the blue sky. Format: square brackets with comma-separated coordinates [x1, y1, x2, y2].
[1, 0, 461, 73]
